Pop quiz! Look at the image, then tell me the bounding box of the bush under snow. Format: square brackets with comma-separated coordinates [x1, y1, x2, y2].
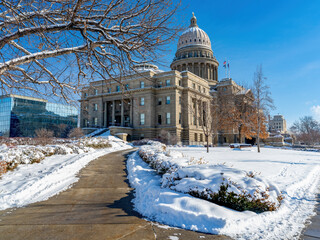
[0, 137, 118, 174]
[138, 141, 283, 213]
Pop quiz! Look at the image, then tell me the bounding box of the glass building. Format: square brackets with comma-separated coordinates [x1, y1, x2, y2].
[0, 95, 78, 137]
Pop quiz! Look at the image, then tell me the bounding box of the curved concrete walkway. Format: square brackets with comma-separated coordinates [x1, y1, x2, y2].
[301, 191, 320, 240]
[0, 149, 231, 240]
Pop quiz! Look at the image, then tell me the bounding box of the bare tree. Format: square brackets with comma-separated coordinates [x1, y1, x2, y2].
[187, 93, 218, 153]
[68, 127, 84, 139]
[217, 88, 254, 144]
[252, 65, 275, 152]
[35, 128, 54, 145]
[290, 116, 320, 145]
[158, 129, 177, 145]
[0, 0, 180, 102]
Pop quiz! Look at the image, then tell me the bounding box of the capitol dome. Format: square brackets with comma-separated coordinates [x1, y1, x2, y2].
[170, 13, 219, 86]
[177, 14, 212, 50]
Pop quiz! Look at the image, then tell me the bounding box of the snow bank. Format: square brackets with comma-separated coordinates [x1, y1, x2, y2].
[0, 137, 131, 210]
[128, 144, 320, 239]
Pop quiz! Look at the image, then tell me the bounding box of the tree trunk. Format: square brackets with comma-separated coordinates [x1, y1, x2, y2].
[238, 125, 242, 143]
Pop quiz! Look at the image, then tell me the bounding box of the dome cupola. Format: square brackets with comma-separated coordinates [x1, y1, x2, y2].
[170, 13, 219, 86]
[177, 13, 212, 51]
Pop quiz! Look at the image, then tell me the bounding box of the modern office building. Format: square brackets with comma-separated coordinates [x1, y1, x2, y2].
[0, 94, 78, 137]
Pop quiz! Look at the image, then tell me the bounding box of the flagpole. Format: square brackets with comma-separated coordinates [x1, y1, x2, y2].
[225, 59, 227, 79]
[228, 60, 230, 79]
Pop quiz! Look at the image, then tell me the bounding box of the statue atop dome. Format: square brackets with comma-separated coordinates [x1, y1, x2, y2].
[190, 12, 198, 27]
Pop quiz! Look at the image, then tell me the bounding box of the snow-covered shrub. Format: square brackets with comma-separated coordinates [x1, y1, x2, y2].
[138, 141, 283, 213]
[189, 181, 283, 213]
[139, 141, 177, 174]
[78, 137, 112, 149]
[0, 137, 114, 175]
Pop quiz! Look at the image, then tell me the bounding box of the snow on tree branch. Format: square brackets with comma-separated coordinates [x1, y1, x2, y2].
[0, 0, 181, 102]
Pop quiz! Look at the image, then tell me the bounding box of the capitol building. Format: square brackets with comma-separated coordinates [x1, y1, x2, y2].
[80, 14, 251, 145]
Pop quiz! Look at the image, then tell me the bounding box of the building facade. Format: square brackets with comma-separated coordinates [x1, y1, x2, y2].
[0, 94, 78, 137]
[80, 14, 251, 145]
[269, 115, 287, 133]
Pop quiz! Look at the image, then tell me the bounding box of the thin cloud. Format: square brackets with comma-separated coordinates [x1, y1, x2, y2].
[311, 105, 320, 121]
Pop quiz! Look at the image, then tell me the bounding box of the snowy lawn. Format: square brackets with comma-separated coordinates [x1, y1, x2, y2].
[0, 136, 131, 210]
[127, 143, 320, 240]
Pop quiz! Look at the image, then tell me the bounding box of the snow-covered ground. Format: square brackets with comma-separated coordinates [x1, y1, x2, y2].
[127, 144, 320, 240]
[0, 136, 131, 210]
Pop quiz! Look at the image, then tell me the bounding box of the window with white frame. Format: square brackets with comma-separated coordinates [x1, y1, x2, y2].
[166, 79, 170, 86]
[140, 81, 145, 88]
[166, 96, 170, 104]
[94, 103, 98, 111]
[94, 89, 98, 95]
[140, 97, 145, 106]
[93, 117, 98, 126]
[166, 112, 171, 124]
[140, 113, 145, 125]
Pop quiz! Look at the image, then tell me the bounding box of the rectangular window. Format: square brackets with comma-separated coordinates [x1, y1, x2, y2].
[140, 97, 145, 106]
[94, 89, 98, 95]
[179, 80, 182, 86]
[179, 112, 181, 124]
[166, 96, 170, 104]
[193, 83, 196, 89]
[166, 79, 170, 86]
[83, 119, 88, 127]
[198, 86, 201, 91]
[140, 81, 145, 88]
[84, 92, 88, 97]
[116, 86, 120, 92]
[194, 133, 198, 142]
[94, 103, 98, 111]
[140, 113, 145, 125]
[108, 88, 111, 93]
[166, 112, 171, 124]
[200, 134, 203, 142]
[93, 117, 98, 126]
[158, 81, 162, 88]
[158, 115, 162, 125]
[179, 96, 181, 104]
[158, 98, 162, 105]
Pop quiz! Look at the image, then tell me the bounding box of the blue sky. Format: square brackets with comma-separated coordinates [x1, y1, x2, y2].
[161, 0, 320, 127]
